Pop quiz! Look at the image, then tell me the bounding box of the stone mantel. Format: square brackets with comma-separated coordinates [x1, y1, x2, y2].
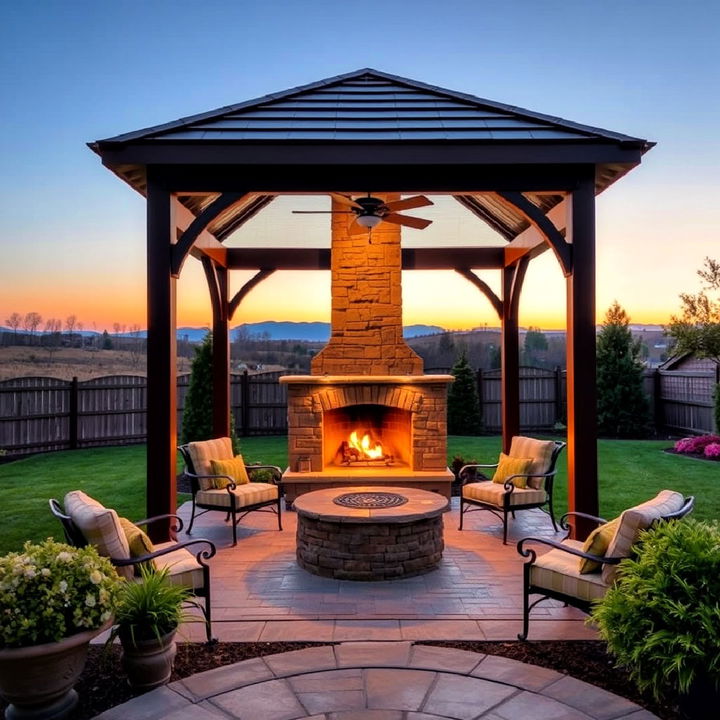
[280, 375, 454, 385]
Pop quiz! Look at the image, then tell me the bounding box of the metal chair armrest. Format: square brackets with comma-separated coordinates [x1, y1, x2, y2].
[516, 536, 617, 565]
[459, 464, 496, 483]
[247, 464, 284, 484]
[559, 511, 608, 532]
[132, 513, 185, 533]
[110, 538, 217, 567]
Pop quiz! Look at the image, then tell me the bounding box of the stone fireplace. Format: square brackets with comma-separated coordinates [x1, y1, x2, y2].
[280, 195, 453, 503]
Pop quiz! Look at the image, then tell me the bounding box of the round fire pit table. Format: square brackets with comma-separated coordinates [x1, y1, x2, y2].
[293, 486, 449, 581]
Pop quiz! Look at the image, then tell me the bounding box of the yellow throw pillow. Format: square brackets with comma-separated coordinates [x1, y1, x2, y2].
[579, 517, 620, 574]
[118, 517, 156, 574]
[209, 455, 250, 488]
[491, 453, 533, 488]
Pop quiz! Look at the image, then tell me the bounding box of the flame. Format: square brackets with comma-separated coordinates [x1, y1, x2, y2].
[349, 430, 384, 460]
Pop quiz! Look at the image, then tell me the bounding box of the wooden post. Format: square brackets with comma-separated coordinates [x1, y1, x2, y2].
[146, 177, 177, 541]
[69, 377, 79, 450]
[241, 370, 250, 436]
[212, 265, 231, 438]
[565, 175, 599, 537]
[501, 264, 521, 452]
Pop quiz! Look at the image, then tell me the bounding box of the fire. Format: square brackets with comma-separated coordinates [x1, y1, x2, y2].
[348, 430, 384, 460]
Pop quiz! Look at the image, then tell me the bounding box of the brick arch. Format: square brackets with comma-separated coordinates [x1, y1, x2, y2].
[311, 385, 424, 414]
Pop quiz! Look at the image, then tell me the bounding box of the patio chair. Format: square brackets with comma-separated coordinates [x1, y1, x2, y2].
[516, 490, 695, 640]
[458, 437, 566, 544]
[49, 491, 216, 642]
[178, 437, 283, 546]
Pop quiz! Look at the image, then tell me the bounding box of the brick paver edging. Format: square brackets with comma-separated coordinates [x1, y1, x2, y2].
[93, 641, 656, 720]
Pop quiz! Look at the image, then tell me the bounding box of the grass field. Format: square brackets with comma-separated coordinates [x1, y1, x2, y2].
[0, 436, 717, 554]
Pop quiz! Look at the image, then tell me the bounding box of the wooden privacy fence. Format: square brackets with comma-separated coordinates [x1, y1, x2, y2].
[1, 366, 717, 456]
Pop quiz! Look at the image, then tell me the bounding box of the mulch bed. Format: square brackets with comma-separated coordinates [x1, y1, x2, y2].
[1, 640, 682, 719]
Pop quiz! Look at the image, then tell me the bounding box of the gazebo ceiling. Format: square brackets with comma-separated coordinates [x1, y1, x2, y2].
[90, 68, 653, 243]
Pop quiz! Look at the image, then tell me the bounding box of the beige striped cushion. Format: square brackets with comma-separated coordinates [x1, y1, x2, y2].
[64, 491, 132, 580]
[151, 542, 205, 591]
[602, 490, 685, 584]
[186, 437, 234, 490]
[531, 539, 609, 602]
[509, 437, 556, 489]
[196, 482, 278, 509]
[463, 481, 546, 507]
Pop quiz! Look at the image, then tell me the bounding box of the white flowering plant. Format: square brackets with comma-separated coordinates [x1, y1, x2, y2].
[0, 539, 120, 649]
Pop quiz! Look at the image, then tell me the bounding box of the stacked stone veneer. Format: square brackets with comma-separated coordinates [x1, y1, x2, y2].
[285, 379, 450, 473]
[311, 195, 423, 376]
[296, 515, 444, 580]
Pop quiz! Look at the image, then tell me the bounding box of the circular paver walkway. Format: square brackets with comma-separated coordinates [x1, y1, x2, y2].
[93, 642, 656, 720]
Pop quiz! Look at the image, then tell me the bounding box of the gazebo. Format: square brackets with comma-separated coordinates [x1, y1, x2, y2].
[90, 68, 653, 537]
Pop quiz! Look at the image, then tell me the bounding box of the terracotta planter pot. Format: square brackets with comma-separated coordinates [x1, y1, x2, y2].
[119, 628, 178, 692]
[0, 620, 111, 720]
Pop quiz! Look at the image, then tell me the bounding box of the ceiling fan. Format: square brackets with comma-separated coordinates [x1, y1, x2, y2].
[292, 193, 433, 234]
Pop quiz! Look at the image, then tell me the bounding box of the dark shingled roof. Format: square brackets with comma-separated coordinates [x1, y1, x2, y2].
[91, 68, 653, 242]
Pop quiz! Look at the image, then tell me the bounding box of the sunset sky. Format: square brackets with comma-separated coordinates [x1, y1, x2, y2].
[1, 1, 718, 333]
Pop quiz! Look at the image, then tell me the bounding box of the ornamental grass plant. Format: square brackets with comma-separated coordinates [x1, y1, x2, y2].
[0, 539, 119, 649]
[591, 519, 720, 703]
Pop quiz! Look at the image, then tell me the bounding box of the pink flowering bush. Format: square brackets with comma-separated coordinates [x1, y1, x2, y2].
[704, 443, 720, 458]
[674, 434, 720, 456]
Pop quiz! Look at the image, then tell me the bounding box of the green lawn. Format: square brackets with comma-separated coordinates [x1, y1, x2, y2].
[1, 436, 717, 554]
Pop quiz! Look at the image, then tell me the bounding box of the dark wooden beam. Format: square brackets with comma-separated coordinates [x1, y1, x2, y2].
[493, 192, 572, 276]
[229, 269, 276, 320]
[171, 192, 249, 276]
[223, 247, 505, 271]
[145, 179, 177, 541]
[565, 175, 599, 537]
[503, 197, 570, 267]
[453, 195, 516, 241]
[501, 258, 528, 452]
[173, 200, 227, 268]
[454, 268, 502, 318]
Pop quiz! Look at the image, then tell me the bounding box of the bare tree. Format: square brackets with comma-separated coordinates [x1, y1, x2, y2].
[128, 324, 145, 368]
[24, 312, 42, 344]
[5, 312, 21, 344]
[42, 318, 62, 361]
[65, 315, 77, 346]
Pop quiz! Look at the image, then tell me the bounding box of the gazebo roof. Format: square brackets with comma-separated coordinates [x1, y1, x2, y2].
[91, 68, 653, 241]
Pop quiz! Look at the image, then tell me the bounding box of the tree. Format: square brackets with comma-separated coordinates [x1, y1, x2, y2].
[101, 330, 113, 350]
[523, 326, 548, 366]
[447, 351, 483, 435]
[5, 312, 22, 343]
[596, 301, 649, 437]
[42, 318, 62, 361]
[181, 333, 239, 449]
[24, 312, 42, 344]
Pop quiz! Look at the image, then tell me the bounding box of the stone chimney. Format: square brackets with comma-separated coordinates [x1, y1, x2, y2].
[311, 194, 423, 376]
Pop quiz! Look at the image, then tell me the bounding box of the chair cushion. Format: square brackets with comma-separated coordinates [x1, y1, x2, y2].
[509, 437, 556, 489]
[492, 453, 533, 488]
[186, 437, 234, 489]
[209, 455, 250, 488]
[196, 482, 278, 509]
[118, 517, 156, 574]
[602, 490, 685, 584]
[151, 542, 206, 591]
[64, 491, 132, 580]
[463, 481, 546, 507]
[530, 539, 609, 602]
[579, 518, 619, 574]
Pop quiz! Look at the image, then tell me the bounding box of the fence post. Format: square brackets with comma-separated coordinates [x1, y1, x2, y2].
[653, 370, 664, 433]
[476, 368, 483, 426]
[240, 370, 250, 436]
[554, 366, 562, 426]
[69, 377, 79, 450]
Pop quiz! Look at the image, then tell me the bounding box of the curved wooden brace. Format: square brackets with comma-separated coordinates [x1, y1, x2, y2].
[171, 192, 249, 277]
[494, 191, 572, 276]
[454, 268, 502, 318]
[508, 256, 529, 318]
[201, 256, 226, 322]
[228, 269, 276, 321]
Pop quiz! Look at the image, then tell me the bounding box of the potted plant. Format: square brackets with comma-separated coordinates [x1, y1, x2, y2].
[590, 518, 720, 717]
[0, 539, 119, 719]
[111, 565, 191, 692]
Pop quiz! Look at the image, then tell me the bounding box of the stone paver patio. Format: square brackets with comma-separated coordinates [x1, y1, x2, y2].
[175, 497, 596, 643]
[95, 642, 656, 720]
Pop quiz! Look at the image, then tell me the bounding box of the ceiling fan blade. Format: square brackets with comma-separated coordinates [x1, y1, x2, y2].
[330, 192, 363, 210]
[292, 210, 353, 214]
[383, 213, 432, 230]
[382, 195, 433, 212]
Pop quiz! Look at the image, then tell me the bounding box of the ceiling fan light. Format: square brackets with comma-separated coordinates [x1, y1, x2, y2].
[356, 214, 382, 229]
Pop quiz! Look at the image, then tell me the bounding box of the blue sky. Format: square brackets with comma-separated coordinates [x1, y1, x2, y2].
[1, 1, 718, 330]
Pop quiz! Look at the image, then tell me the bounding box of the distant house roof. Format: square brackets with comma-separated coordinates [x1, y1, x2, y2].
[90, 68, 653, 242]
